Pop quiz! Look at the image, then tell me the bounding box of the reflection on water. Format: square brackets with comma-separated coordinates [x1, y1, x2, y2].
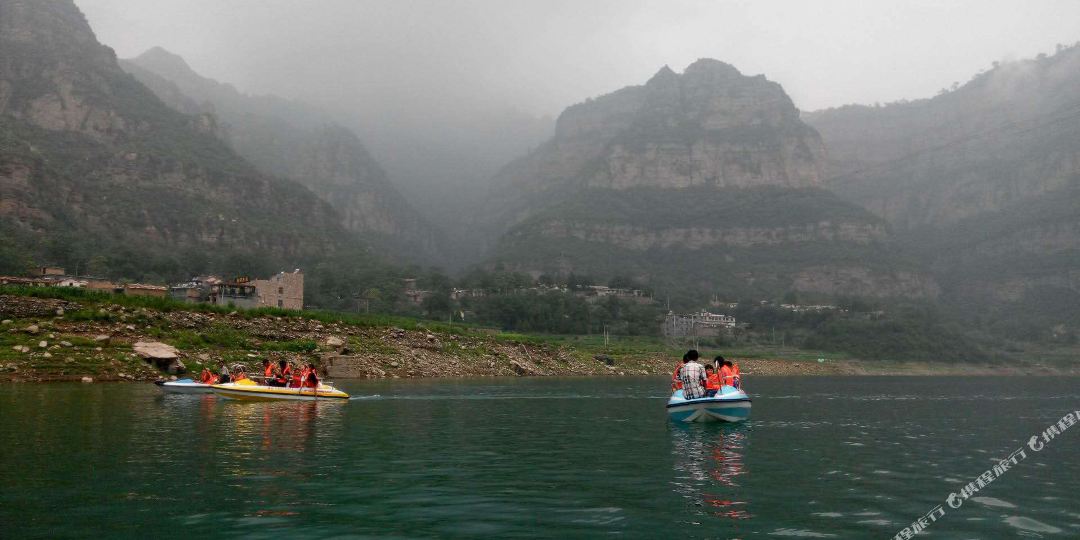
[671, 424, 751, 522]
[2, 377, 1079, 539]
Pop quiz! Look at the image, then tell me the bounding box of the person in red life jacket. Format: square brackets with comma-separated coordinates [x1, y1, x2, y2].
[272, 360, 290, 387]
[718, 360, 735, 387]
[233, 366, 249, 381]
[261, 359, 276, 386]
[199, 368, 217, 384]
[297, 364, 314, 389]
[671, 353, 690, 391]
[290, 364, 303, 388]
[302, 363, 319, 388]
[730, 361, 742, 389]
[704, 365, 722, 397]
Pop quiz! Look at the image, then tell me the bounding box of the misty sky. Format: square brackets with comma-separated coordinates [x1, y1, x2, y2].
[78, 0, 1080, 119]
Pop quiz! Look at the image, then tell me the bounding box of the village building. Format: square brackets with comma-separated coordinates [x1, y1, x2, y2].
[402, 278, 431, 305]
[780, 303, 841, 313]
[86, 280, 120, 293]
[169, 276, 221, 304]
[252, 270, 304, 310]
[3, 267, 121, 291]
[575, 285, 654, 304]
[124, 283, 168, 298]
[208, 280, 260, 309]
[0, 276, 54, 287]
[450, 288, 487, 300]
[662, 310, 737, 337]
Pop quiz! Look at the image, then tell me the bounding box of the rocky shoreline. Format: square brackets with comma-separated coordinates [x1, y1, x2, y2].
[1, 294, 1073, 383]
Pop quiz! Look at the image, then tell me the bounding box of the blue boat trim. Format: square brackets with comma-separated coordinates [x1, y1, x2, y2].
[665, 397, 752, 408]
[666, 386, 752, 423]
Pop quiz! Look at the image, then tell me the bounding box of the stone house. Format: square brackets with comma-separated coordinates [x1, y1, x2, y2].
[253, 270, 304, 310]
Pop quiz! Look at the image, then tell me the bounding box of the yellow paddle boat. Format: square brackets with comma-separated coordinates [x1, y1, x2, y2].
[211, 378, 350, 401]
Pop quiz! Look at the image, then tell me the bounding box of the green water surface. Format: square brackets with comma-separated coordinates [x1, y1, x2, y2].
[1, 376, 1078, 538]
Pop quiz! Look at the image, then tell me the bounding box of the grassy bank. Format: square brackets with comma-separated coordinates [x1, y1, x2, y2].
[1, 287, 1074, 382]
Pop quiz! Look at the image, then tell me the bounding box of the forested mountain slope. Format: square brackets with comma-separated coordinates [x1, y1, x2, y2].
[120, 47, 446, 264]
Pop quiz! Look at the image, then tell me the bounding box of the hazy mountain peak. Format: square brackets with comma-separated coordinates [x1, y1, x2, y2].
[646, 65, 678, 85]
[132, 46, 198, 79]
[683, 58, 742, 78]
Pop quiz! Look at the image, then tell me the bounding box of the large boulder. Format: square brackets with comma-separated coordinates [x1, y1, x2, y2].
[594, 354, 616, 366]
[133, 341, 179, 360]
[133, 341, 182, 372]
[325, 336, 346, 348]
[510, 359, 536, 376]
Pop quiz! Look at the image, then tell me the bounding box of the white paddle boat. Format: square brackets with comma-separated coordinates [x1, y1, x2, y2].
[155, 378, 214, 394]
[667, 386, 751, 423]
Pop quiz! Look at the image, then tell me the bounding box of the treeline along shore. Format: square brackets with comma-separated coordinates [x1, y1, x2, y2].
[0, 287, 1071, 383]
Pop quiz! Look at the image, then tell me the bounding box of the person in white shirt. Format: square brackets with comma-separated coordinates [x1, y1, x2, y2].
[678, 349, 707, 399]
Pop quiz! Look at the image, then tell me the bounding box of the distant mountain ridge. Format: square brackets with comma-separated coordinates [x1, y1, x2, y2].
[483, 59, 935, 303]
[0, 0, 369, 283]
[120, 47, 446, 264]
[805, 44, 1080, 228]
[805, 44, 1080, 337]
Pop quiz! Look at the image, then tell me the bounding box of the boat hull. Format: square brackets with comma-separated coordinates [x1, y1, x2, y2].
[211, 382, 349, 401]
[667, 388, 751, 423]
[155, 379, 214, 394]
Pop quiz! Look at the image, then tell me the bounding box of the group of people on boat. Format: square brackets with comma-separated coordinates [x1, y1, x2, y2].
[197, 359, 320, 388]
[671, 349, 741, 399]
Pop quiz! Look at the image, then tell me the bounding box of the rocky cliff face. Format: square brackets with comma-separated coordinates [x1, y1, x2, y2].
[484, 60, 935, 301]
[806, 45, 1080, 228]
[0, 0, 364, 280]
[120, 48, 445, 264]
[0, 0, 132, 138]
[806, 46, 1080, 331]
[490, 60, 825, 211]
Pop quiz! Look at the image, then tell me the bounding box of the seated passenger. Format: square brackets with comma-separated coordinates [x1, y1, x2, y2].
[271, 360, 290, 387]
[719, 361, 734, 387]
[218, 362, 231, 384]
[302, 363, 319, 388]
[233, 367, 249, 381]
[678, 350, 707, 399]
[671, 353, 689, 391]
[731, 361, 742, 389]
[199, 368, 218, 384]
[261, 359, 275, 386]
[704, 365, 721, 397]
